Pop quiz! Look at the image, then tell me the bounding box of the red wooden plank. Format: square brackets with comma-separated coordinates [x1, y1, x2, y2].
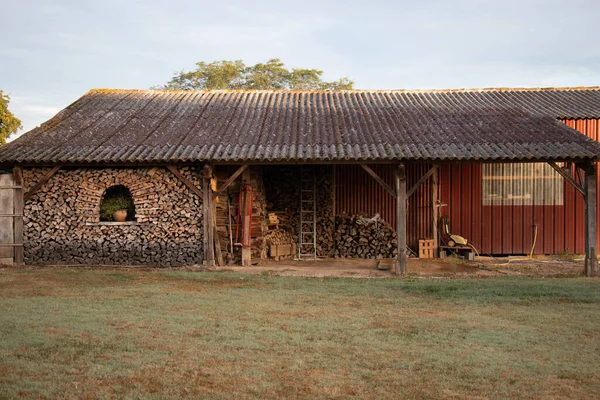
[533, 204, 545, 255]
[438, 165, 451, 245]
[470, 165, 483, 249]
[450, 165, 463, 244]
[460, 165, 472, 241]
[563, 164, 576, 253]
[512, 205, 524, 254]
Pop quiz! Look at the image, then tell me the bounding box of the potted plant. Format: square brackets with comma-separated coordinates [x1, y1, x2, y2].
[100, 197, 131, 222]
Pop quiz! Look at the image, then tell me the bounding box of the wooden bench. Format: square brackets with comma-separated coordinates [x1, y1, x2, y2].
[439, 246, 474, 261]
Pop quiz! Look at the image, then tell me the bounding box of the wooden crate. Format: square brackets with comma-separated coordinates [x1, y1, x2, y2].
[419, 239, 435, 259]
[270, 244, 295, 261]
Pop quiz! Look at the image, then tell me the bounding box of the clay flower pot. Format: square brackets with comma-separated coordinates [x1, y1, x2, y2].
[113, 210, 127, 222]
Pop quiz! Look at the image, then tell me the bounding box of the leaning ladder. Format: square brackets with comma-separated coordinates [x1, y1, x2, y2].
[298, 165, 317, 259]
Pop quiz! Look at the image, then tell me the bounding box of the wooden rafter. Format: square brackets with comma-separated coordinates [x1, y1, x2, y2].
[24, 166, 61, 202]
[167, 165, 203, 200]
[407, 165, 438, 198]
[547, 162, 585, 196]
[360, 164, 396, 199]
[214, 164, 248, 198]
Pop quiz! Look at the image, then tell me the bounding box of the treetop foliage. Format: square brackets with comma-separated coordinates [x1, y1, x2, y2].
[158, 58, 354, 91]
[0, 90, 22, 144]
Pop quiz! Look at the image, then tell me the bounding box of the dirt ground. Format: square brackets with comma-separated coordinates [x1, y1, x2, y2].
[3, 255, 588, 278]
[216, 255, 587, 278]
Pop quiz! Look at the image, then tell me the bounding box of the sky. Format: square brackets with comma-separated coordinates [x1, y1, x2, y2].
[1, 0, 599, 137]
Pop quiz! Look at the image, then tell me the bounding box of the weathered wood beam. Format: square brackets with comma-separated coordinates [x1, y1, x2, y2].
[395, 164, 407, 275]
[214, 224, 224, 267]
[407, 165, 438, 198]
[214, 164, 248, 198]
[24, 165, 61, 202]
[577, 166, 584, 188]
[548, 162, 585, 196]
[241, 168, 252, 266]
[167, 165, 203, 200]
[360, 164, 396, 199]
[584, 161, 598, 276]
[13, 167, 23, 266]
[202, 165, 215, 267]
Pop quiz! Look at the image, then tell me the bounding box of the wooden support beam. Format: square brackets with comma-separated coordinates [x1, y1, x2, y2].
[167, 165, 203, 200]
[12, 167, 23, 266]
[202, 165, 215, 267]
[214, 164, 248, 198]
[548, 162, 584, 196]
[214, 225, 224, 266]
[584, 162, 598, 276]
[431, 167, 439, 258]
[360, 164, 396, 198]
[577, 166, 584, 188]
[395, 164, 407, 275]
[24, 165, 61, 202]
[241, 168, 252, 266]
[407, 165, 438, 198]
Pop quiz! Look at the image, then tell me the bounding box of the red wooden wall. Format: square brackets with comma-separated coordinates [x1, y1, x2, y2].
[438, 119, 600, 255]
[335, 164, 432, 252]
[335, 119, 600, 255]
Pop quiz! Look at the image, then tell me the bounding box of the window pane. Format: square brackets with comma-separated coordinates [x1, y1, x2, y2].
[482, 163, 563, 206]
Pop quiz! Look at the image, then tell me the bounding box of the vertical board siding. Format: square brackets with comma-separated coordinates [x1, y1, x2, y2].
[438, 119, 598, 255]
[335, 164, 433, 251]
[334, 119, 598, 256]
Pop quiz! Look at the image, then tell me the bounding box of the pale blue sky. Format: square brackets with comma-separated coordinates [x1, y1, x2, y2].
[1, 0, 599, 136]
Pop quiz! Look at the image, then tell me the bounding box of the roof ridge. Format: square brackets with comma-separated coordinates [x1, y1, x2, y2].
[87, 86, 600, 95]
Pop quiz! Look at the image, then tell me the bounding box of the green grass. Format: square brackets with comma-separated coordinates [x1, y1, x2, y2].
[1, 269, 599, 399]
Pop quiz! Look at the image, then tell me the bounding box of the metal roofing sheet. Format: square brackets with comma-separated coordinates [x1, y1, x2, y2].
[2, 87, 600, 165]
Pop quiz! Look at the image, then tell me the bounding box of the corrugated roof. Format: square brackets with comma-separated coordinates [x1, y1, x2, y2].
[2, 87, 600, 165]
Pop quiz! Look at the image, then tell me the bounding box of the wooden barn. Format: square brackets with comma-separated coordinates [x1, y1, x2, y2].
[0, 87, 599, 275]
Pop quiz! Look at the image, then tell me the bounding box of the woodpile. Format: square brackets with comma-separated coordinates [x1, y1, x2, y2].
[263, 165, 334, 257]
[214, 166, 267, 264]
[22, 166, 204, 266]
[259, 229, 296, 260]
[334, 213, 398, 259]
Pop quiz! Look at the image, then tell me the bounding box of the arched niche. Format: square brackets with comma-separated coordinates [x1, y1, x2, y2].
[99, 185, 136, 222]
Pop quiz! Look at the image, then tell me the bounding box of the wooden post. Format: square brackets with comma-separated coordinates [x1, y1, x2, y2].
[0, 174, 14, 265]
[584, 162, 598, 276]
[431, 166, 438, 258]
[13, 167, 23, 266]
[203, 165, 215, 267]
[241, 168, 252, 266]
[395, 163, 407, 275]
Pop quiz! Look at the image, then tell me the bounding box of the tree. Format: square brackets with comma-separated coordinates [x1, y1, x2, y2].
[0, 90, 22, 144]
[158, 58, 354, 90]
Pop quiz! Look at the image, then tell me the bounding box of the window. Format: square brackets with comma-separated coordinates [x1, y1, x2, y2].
[99, 185, 136, 222]
[482, 163, 563, 206]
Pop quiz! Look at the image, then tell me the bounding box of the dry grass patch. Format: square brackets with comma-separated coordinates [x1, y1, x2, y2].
[0, 268, 599, 399]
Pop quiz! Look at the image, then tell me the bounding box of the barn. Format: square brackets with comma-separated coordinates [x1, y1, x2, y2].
[0, 87, 599, 275]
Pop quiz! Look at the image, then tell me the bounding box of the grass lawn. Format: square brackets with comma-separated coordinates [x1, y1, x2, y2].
[0, 268, 599, 399]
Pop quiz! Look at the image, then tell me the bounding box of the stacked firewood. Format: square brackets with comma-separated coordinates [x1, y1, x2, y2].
[22, 166, 204, 266]
[334, 213, 398, 259]
[263, 165, 334, 257]
[259, 229, 296, 260]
